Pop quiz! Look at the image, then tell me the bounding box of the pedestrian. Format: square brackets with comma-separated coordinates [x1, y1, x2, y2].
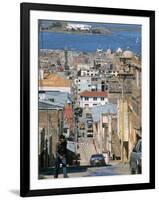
[54, 135, 68, 178]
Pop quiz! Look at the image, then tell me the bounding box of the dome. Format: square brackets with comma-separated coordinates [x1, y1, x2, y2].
[123, 50, 134, 58]
[106, 48, 112, 54]
[116, 48, 123, 53]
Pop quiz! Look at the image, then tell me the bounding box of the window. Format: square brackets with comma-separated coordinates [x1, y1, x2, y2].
[101, 97, 104, 101]
[85, 97, 89, 100]
[93, 97, 97, 101]
[49, 98, 54, 102]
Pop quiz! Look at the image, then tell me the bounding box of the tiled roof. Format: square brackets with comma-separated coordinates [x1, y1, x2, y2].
[80, 90, 108, 97]
[64, 105, 74, 129]
[64, 105, 73, 119]
[39, 73, 71, 88]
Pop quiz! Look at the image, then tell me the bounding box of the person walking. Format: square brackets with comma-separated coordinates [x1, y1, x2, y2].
[54, 135, 68, 178]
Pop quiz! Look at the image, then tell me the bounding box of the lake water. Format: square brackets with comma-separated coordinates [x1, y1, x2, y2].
[39, 25, 141, 54]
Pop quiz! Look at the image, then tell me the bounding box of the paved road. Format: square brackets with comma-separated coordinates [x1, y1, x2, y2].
[77, 108, 97, 165]
[39, 162, 131, 179]
[85, 162, 131, 177]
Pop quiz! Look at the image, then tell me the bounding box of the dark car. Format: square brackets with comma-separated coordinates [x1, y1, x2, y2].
[130, 139, 142, 174]
[90, 154, 106, 166]
[86, 113, 92, 119]
[87, 127, 93, 137]
[87, 119, 93, 123]
[87, 123, 92, 128]
[74, 107, 83, 117]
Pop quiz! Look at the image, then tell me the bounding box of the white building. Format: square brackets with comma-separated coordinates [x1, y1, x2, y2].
[66, 23, 91, 31]
[75, 77, 92, 93]
[77, 64, 92, 71]
[81, 69, 99, 77]
[79, 90, 108, 108]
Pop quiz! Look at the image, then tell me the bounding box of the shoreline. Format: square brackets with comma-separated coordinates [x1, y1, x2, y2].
[40, 29, 112, 36]
[39, 48, 141, 56]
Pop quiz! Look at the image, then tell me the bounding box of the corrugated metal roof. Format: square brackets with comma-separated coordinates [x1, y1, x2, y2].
[43, 91, 72, 105]
[39, 100, 63, 110]
[91, 103, 117, 122]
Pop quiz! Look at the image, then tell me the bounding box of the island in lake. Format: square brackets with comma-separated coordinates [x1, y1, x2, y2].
[40, 20, 112, 35]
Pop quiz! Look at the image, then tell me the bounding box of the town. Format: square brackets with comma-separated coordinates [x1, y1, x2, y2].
[38, 47, 142, 178]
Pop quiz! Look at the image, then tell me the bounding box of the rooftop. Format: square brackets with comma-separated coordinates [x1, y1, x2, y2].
[39, 91, 72, 106]
[39, 73, 71, 88]
[39, 99, 63, 110]
[91, 103, 117, 122]
[80, 90, 108, 97]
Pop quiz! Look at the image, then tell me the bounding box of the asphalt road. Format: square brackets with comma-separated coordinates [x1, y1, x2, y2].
[39, 162, 131, 179]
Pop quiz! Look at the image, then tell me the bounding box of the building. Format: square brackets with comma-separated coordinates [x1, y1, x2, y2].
[91, 103, 119, 158]
[64, 104, 75, 138]
[81, 69, 99, 77]
[66, 23, 91, 31]
[39, 72, 72, 93]
[75, 77, 92, 93]
[79, 90, 108, 108]
[39, 91, 72, 105]
[127, 61, 142, 158]
[76, 64, 92, 72]
[38, 100, 64, 169]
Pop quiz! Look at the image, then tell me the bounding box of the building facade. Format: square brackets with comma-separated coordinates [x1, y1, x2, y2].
[79, 91, 108, 108]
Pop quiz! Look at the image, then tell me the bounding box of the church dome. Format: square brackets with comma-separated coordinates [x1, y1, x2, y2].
[123, 50, 134, 58]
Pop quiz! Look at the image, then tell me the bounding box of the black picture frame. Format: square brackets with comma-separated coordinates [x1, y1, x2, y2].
[20, 2, 155, 197]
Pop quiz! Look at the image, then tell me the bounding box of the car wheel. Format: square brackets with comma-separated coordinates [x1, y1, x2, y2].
[130, 162, 136, 174]
[131, 167, 136, 174]
[137, 166, 141, 174]
[130, 164, 141, 174]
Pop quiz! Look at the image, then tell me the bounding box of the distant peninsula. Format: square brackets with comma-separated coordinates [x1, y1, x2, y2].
[40, 21, 112, 35]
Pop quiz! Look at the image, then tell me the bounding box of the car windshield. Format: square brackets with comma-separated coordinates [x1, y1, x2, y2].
[91, 154, 103, 158]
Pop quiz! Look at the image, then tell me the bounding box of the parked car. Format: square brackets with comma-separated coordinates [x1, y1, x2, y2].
[87, 132, 93, 137]
[86, 113, 92, 119]
[87, 127, 93, 137]
[130, 139, 142, 174]
[87, 123, 92, 128]
[74, 107, 83, 117]
[87, 119, 93, 123]
[90, 154, 106, 166]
